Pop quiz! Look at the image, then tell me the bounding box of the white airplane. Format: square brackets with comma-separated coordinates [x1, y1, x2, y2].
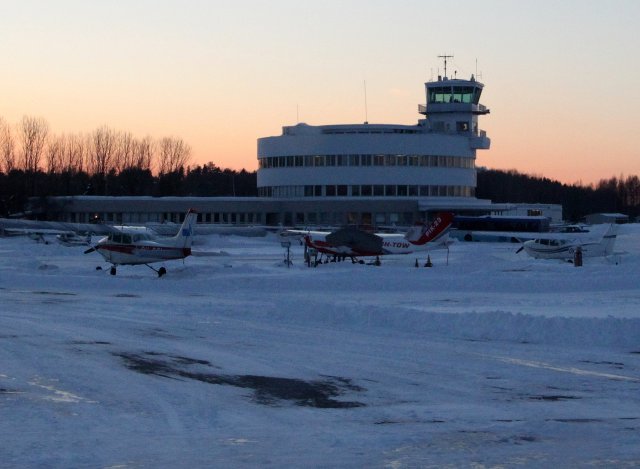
[295, 212, 454, 262]
[519, 224, 618, 260]
[85, 209, 197, 276]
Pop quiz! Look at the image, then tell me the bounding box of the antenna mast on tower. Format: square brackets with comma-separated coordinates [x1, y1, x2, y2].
[363, 80, 369, 124]
[438, 54, 454, 78]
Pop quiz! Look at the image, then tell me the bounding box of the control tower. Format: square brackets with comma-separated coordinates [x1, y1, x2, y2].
[418, 55, 490, 150]
[256, 56, 494, 225]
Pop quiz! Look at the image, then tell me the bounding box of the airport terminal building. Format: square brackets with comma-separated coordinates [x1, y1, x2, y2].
[42, 72, 556, 228]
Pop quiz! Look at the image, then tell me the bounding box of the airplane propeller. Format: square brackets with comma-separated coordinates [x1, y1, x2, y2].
[84, 246, 97, 254]
[515, 246, 524, 254]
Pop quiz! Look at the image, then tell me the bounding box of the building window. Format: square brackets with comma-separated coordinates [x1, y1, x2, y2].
[456, 121, 469, 132]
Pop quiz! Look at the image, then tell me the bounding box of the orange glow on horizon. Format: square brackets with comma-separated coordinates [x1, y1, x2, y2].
[1, 1, 638, 186]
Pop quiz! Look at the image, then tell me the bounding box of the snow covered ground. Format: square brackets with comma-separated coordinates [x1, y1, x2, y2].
[1, 225, 640, 467]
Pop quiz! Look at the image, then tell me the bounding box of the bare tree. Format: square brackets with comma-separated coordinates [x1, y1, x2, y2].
[134, 135, 154, 171]
[19, 116, 49, 172]
[45, 134, 65, 174]
[87, 126, 117, 176]
[114, 131, 136, 172]
[63, 133, 86, 173]
[0, 117, 16, 173]
[157, 136, 191, 174]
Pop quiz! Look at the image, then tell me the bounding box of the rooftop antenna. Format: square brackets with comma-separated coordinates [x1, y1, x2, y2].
[363, 80, 369, 124]
[438, 54, 453, 78]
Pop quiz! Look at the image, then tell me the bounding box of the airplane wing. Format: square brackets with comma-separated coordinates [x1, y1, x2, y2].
[325, 227, 383, 254]
[0, 227, 74, 237]
[0, 218, 116, 236]
[454, 229, 586, 243]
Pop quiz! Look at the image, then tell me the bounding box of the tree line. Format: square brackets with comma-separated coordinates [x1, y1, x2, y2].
[0, 115, 257, 216]
[1, 115, 639, 221]
[477, 168, 640, 221]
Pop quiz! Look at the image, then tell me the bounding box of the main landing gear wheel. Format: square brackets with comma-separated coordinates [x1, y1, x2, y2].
[110, 266, 117, 276]
[158, 267, 167, 277]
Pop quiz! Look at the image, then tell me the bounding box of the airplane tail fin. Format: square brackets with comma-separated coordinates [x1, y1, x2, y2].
[171, 209, 197, 250]
[405, 212, 454, 246]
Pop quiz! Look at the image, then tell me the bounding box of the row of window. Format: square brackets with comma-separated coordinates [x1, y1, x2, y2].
[68, 210, 418, 227]
[258, 184, 475, 198]
[78, 212, 265, 225]
[258, 154, 475, 169]
[427, 85, 482, 105]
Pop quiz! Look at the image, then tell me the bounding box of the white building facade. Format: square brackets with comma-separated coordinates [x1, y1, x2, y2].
[40, 70, 558, 229]
[257, 74, 490, 207]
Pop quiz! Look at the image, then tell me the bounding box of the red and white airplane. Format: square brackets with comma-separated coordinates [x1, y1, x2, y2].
[296, 212, 454, 261]
[85, 209, 197, 276]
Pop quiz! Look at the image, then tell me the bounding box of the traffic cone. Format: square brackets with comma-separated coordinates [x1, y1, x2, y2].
[425, 255, 433, 267]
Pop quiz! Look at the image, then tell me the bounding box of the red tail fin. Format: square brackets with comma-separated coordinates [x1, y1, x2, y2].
[405, 212, 454, 246]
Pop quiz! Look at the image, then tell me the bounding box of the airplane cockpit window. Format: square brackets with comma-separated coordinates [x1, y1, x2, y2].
[132, 234, 151, 242]
[108, 233, 133, 244]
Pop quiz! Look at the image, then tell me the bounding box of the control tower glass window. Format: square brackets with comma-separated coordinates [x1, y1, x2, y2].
[429, 85, 483, 104]
[452, 86, 476, 103]
[472, 87, 482, 104]
[428, 87, 450, 103]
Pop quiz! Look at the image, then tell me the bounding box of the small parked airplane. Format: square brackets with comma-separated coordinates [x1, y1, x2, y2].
[519, 224, 618, 260]
[294, 212, 454, 262]
[85, 209, 197, 276]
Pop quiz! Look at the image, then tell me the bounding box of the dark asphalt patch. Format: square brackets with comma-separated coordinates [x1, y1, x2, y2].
[31, 291, 77, 296]
[71, 340, 111, 345]
[114, 352, 365, 408]
[528, 395, 580, 401]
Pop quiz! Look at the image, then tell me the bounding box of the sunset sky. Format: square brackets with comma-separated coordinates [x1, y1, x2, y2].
[2, 0, 639, 185]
